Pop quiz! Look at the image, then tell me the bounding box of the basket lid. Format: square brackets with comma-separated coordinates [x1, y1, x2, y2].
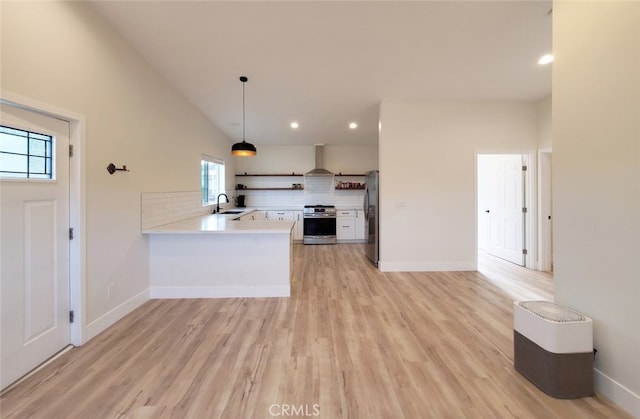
[519, 301, 586, 322]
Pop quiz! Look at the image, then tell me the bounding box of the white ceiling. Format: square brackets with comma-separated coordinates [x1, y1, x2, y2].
[88, 1, 552, 147]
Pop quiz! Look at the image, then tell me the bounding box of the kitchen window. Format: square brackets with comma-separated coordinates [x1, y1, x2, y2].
[201, 155, 225, 205]
[0, 125, 53, 179]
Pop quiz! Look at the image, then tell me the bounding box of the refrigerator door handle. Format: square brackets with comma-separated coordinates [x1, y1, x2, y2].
[364, 186, 370, 218]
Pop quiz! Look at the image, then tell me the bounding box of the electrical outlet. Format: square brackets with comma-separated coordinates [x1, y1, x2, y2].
[107, 284, 115, 299]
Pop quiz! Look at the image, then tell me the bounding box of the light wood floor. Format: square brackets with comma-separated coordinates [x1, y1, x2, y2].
[0, 244, 630, 418]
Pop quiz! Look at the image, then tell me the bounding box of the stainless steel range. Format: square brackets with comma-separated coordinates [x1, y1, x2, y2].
[303, 205, 337, 244]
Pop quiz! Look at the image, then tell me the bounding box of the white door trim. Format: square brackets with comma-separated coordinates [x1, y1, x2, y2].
[538, 147, 553, 272]
[1, 90, 87, 346]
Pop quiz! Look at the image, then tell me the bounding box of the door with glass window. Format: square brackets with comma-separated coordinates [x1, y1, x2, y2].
[0, 104, 70, 389]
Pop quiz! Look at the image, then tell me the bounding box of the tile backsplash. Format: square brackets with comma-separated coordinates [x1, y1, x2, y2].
[141, 182, 365, 230]
[141, 191, 209, 230]
[303, 176, 335, 206]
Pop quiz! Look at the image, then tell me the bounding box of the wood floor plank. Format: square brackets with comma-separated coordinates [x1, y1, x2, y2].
[0, 244, 631, 418]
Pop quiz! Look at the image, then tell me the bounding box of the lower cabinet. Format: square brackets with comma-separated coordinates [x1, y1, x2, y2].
[337, 210, 356, 241]
[239, 210, 267, 221]
[265, 210, 304, 242]
[355, 210, 365, 240]
[239, 210, 303, 241]
[266, 210, 294, 221]
[293, 211, 304, 241]
[337, 209, 365, 242]
[240, 208, 362, 243]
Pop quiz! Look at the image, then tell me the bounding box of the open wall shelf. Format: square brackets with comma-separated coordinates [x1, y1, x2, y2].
[236, 187, 304, 191]
[236, 173, 365, 177]
[236, 173, 303, 177]
[235, 173, 366, 191]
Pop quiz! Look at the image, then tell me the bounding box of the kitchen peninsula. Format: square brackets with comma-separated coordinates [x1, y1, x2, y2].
[143, 210, 294, 298]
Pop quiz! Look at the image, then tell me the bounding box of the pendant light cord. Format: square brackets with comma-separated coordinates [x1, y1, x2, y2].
[242, 77, 246, 141]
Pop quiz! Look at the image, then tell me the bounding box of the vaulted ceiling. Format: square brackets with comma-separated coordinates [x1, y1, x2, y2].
[89, 1, 552, 146]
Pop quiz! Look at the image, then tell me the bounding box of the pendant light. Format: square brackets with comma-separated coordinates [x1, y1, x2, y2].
[231, 76, 257, 157]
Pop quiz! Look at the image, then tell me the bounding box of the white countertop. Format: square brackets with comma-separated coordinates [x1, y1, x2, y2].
[142, 211, 294, 234]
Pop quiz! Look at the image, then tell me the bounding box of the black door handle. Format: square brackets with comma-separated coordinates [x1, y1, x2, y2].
[484, 210, 490, 213]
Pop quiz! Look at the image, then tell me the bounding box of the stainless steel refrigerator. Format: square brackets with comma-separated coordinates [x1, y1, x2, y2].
[364, 170, 379, 266]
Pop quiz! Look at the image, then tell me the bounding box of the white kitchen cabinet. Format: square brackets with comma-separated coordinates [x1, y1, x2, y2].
[293, 211, 304, 241]
[355, 210, 365, 240]
[239, 210, 267, 221]
[337, 209, 365, 242]
[266, 210, 294, 221]
[337, 210, 356, 241]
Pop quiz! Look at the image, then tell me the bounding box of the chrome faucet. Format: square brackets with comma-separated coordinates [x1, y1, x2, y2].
[214, 193, 229, 214]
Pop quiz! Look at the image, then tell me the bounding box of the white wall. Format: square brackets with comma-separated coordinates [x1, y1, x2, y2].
[1, 2, 234, 339]
[378, 100, 538, 271]
[236, 146, 313, 175]
[235, 144, 378, 175]
[553, 2, 640, 415]
[323, 145, 379, 175]
[536, 95, 552, 150]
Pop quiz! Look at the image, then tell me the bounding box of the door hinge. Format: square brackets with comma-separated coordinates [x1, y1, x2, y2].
[69, 144, 74, 158]
[522, 249, 528, 255]
[522, 165, 527, 171]
[69, 227, 74, 240]
[522, 207, 528, 213]
[69, 310, 75, 323]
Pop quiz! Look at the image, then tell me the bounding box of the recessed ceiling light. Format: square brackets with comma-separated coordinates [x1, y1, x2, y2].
[538, 54, 554, 65]
[290, 122, 299, 129]
[349, 122, 358, 129]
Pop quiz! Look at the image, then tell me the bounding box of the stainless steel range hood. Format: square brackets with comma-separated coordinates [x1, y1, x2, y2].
[305, 145, 334, 176]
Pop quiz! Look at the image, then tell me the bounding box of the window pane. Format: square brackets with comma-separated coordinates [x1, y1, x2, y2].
[30, 138, 47, 157]
[0, 132, 28, 154]
[29, 173, 50, 179]
[0, 153, 28, 176]
[201, 158, 225, 205]
[29, 156, 46, 174]
[201, 161, 209, 203]
[30, 132, 49, 141]
[0, 125, 53, 179]
[0, 126, 28, 138]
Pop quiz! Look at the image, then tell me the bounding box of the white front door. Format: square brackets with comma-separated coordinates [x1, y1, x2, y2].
[1, 104, 71, 389]
[480, 154, 525, 266]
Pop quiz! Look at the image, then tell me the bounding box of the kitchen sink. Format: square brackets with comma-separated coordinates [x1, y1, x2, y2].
[221, 210, 244, 214]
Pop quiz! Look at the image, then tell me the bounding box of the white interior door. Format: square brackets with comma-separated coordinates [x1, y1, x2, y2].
[480, 154, 525, 266]
[1, 104, 70, 389]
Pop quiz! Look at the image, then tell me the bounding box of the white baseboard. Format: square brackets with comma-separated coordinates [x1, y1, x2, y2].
[84, 289, 150, 343]
[594, 368, 640, 418]
[379, 261, 477, 272]
[150, 286, 291, 299]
